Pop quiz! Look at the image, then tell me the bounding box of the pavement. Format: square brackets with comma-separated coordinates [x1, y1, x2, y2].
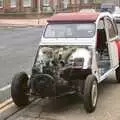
[0, 18, 48, 27]
[1, 78, 120, 120]
[0, 26, 44, 102]
[0, 20, 120, 120]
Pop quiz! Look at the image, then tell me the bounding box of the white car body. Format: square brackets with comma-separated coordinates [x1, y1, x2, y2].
[40, 12, 120, 83]
[10, 11, 120, 113]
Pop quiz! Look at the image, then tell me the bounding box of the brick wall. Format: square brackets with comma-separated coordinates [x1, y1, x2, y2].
[0, 0, 35, 13]
[0, 0, 101, 14]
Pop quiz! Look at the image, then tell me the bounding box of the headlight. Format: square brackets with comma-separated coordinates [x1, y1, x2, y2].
[73, 58, 84, 66]
[68, 48, 91, 69]
[69, 58, 84, 67]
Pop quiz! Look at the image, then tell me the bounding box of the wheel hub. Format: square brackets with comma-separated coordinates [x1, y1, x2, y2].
[91, 81, 98, 107]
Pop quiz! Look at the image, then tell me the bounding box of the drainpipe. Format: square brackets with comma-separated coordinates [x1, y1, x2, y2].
[37, 0, 41, 24]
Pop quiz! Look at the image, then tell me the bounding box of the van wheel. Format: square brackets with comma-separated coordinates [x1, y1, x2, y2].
[83, 75, 98, 113]
[11, 72, 29, 107]
[116, 67, 120, 83]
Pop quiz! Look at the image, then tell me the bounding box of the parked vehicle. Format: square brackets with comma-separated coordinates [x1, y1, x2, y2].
[11, 12, 120, 113]
[100, 3, 115, 13]
[112, 6, 120, 23]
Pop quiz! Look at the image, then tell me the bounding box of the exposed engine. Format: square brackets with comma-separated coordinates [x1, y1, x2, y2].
[31, 46, 92, 97]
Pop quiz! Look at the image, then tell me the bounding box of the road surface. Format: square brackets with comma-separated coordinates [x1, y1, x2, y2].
[1, 79, 120, 120]
[0, 26, 44, 88]
[0, 25, 120, 120]
[0, 26, 44, 102]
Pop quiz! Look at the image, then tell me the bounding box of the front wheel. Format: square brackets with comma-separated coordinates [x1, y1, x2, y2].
[11, 72, 29, 107]
[83, 75, 98, 113]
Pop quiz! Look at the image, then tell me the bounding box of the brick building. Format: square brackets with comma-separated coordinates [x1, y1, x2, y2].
[44, 0, 99, 13]
[0, 0, 99, 14]
[0, 0, 38, 13]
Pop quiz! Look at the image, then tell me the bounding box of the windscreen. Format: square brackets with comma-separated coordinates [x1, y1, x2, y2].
[44, 23, 95, 38]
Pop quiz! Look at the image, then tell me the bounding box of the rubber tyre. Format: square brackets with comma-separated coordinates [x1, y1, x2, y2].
[11, 72, 29, 107]
[83, 75, 98, 113]
[116, 67, 120, 83]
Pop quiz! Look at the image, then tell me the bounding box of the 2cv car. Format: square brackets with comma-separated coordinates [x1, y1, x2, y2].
[11, 12, 120, 113]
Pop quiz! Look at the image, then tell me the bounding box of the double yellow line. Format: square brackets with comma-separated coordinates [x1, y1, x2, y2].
[0, 98, 13, 113]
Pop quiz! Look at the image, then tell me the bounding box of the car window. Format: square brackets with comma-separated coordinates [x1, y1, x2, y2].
[44, 23, 96, 38]
[105, 19, 116, 38]
[113, 19, 118, 35]
[98, 19, 105, 29]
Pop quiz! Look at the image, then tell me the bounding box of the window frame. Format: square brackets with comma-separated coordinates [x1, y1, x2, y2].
[112, 19, 118, 36]
[105, 17, 117, 39]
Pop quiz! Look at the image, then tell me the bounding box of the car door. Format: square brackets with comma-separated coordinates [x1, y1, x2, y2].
[104, 17, 119, 69]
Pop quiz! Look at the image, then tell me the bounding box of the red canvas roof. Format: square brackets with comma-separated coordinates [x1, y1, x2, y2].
[47, 12, 100, 23]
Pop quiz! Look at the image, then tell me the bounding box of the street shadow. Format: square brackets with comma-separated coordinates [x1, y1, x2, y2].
[41, 94, 83, 113]
[39, 76, 119, 114]
[98, 77, 118, 95]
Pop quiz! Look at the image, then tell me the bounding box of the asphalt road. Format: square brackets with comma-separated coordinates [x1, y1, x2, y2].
[0, 26, 44, 88]
[1, 25, 120, 120]
[0, 24, 120, 89]
[3, 80, 120, 120]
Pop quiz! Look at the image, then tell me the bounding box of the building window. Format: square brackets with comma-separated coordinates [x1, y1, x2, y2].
[43, 0, 52, 12]
[11, 0, 16, 8]
[63, 0, 69, 9]
[23, 0, 31, 7]
[0, 0, 3, 8]
[43, 0, 49, 7]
